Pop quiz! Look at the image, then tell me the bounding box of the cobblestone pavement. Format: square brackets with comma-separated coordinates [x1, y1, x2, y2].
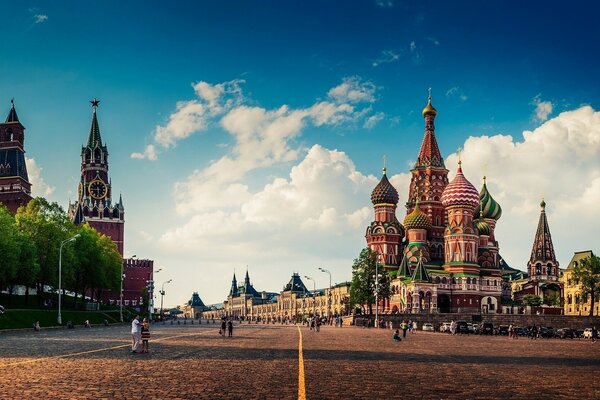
[1, 323, 599, 399]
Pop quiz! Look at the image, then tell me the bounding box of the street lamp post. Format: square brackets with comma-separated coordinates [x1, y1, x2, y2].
[57, 234, 80, 325]
[160, 279, 172, 318]
[318, 268, 332, 319]
[148, 268, 161, 322]
[304, 276, 316, 318]
[375, 262, 379, 328]
[449, 272, 454, 314]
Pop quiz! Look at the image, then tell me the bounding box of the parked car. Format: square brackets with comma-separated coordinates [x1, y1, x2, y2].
[515, 327, 528, 336]
[481, 322, 494, 335]
[440, 322, 451, 333]
[575, 329, 584, 338]
[555, 328, 575, 339]
[456, 320, 469, 334]
[539, 326, 554, 338]
[466, 323, 477, 334]
[583, 328, 593, 339]
[422, 323, 434, 332]
[497, 325, 509, 335]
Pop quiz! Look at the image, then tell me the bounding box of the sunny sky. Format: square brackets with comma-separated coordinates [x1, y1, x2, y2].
[2, 1, 599, 307]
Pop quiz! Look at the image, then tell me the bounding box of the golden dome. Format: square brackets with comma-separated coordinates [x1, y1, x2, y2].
[422, 96, 437, 117]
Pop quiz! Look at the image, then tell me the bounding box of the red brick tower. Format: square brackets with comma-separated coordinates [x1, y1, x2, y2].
[365, 166, 405, 270]
[0, 100, 32, 213]
[68, 99, 124, 255]
[527, 199, 559, 281]
[406, 93, 449, 263]
[441, 162, 480, 274]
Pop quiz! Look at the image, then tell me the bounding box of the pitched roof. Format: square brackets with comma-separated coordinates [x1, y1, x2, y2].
[5, 101, 19, 123]
[284, 273, 308, 293]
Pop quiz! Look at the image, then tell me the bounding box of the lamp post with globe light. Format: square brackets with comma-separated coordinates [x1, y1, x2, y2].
[58, 234, 80, 325]
[304, 276, 316, 318]
[160, 279, 173, 318]
[318, 267, 332, 319]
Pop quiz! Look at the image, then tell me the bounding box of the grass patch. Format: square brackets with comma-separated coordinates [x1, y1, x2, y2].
[0, 309, 139, 330]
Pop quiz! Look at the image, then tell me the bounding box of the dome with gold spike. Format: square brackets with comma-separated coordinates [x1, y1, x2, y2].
[403, 200, 432, 230]
[370, 169, 399, 205]
[422, 96, 437, 117]
[441, 162, 479, 208]
[474, 177, 502, 220]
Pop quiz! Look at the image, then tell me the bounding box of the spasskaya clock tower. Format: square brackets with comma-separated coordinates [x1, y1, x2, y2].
[69, 99, 124, 255]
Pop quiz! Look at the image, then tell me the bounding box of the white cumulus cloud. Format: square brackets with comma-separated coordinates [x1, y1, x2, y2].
[26, 158, 54, 197]
[531, 94, 553, 122]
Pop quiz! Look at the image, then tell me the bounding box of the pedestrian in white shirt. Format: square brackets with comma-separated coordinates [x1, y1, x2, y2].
[131, 315, 141, 353]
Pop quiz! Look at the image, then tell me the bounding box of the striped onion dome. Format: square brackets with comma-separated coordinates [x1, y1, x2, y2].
[476, 217, 491, 236]
[370, 169, 399, 205]
[403, 200, 432, 230]
[473, 177, 502, 220]
[441, 162, 479, 208]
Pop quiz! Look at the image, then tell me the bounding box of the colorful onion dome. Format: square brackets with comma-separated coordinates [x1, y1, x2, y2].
[476, 217, 491, 236]
[422, 95, 437, 117]
[403, 200, 432, 230]
[473, 177, 503, 220]
[370, 168, 399, 205]
[441, 162, 480, 208]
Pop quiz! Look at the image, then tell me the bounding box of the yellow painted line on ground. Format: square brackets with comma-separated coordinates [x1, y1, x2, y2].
[297, 325, 306, 400]
[0, 330, 211, 368]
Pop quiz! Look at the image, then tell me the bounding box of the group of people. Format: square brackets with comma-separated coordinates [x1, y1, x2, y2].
[131, 315, 151, 353]
[219, 319, 234, 337]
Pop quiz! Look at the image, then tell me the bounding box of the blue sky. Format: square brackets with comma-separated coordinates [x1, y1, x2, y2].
[2, 1, 600, 306]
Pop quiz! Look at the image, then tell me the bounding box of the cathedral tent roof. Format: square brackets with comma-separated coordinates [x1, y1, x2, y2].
[411, 257, 430, 283]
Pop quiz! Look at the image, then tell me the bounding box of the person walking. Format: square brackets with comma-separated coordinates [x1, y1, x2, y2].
[141, 318, 150, 353]
[220, 319, 227, 336]
[131, 315, 141, 353]
[412, 321, 418, 334]
[591, 326, 598, 343]
[227, 319, 234, 337]
[401, 320, 408, 338]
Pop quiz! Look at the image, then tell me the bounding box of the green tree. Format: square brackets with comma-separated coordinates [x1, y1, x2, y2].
[15, 198, 76, 306]
[12, 230, 39, 305]
[349, 248, 390, 316]
[0, 205, 20, 294]
[68, 224, 122, 307]
[572, 255, 600, 317]
[522, 294, 542, 307]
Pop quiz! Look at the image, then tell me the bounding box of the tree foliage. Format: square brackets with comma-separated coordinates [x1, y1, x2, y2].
[0, 197, 123, 308]
[572, 255, 600, 317]
[522, 294, 542, 307]
[349, 248, 390, 315]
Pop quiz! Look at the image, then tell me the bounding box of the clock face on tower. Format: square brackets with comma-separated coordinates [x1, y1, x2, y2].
[89, 179, 108, 199]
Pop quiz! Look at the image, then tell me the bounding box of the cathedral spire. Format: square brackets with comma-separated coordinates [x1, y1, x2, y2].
[87, 99, 103, 148]
[416, 90, 444, 168]
[528, 199, 559, 279]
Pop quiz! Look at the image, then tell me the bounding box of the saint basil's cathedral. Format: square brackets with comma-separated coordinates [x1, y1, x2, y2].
[365, 95, 562, 314]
